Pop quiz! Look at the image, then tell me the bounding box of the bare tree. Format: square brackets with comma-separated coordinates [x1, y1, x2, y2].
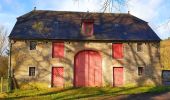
[0, 25, 8, 77]
[101, 0, 128, 12]
[0, 25, 8, 56]
[73, 0, 128, 12]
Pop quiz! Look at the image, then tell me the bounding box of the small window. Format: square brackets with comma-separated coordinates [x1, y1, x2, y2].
[137, 43, 142, 52]
[82, 19, 94, 36]
[29, 67, 35, 76]
[138, 67, 144, 76]
[30, 41, 37, 50]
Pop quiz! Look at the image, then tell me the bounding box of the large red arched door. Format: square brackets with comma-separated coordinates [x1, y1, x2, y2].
[74, 50, 102, 87]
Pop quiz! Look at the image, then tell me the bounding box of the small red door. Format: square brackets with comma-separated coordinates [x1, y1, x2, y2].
[113, 67, 123, 86]
[52, 67, 64, 87]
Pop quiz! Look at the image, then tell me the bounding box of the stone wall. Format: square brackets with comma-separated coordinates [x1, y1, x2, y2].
[11, 40, 162, 88]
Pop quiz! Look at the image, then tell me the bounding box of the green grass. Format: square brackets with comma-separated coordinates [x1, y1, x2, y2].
[1, 86, 170, 100]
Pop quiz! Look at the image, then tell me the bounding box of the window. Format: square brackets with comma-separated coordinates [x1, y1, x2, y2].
[137, 43, 142, 52]
[112, 43, 123, 59]
[82, 19, 94, 36]
[52, 42, 64, 58]
[30, 41, 37, 50]
[138, 67, 144, 76]
[29, 67, 35, 76]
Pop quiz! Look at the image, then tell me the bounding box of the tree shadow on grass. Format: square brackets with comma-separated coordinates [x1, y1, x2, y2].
[51, 86, 170, 100]
[99, 87, 170, 100]
[4, 87, 77, 100]
[4, 86, 170, 100]
[117, 91, 170, 100]
[8, 87, 138, 100]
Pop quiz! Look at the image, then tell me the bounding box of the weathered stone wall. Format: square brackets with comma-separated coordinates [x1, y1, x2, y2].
[11, 40, 161, 88]
[123, 43, 161, 86]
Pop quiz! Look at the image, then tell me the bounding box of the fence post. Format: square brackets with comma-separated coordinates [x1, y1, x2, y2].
[6, 78, 9, 92]
[8, 77, 11, 92]
[1, 77, 3, 93]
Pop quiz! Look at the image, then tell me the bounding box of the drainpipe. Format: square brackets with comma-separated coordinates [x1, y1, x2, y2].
[8, 39, 12, 92]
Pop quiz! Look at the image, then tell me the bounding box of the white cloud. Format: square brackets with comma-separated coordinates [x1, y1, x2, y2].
[128, 0, 162, 21]
[35, 0, 102, 12]
[0, 13, 16, 34]
[154, 21, 170, 39]
[57, 0, 102, 12]
[3, 0, 12, 4]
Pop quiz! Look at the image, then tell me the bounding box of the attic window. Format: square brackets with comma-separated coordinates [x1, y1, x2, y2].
[137, 43, 142, 52]
[30, 41, 37, 50]
[82, 19, 94, 36]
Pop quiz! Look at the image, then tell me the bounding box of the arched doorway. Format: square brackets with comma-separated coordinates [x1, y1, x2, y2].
[74, 50, 102, 87]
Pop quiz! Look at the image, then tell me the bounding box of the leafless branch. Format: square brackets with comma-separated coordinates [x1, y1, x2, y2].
[101, 0, 128, 12]
[0, 25, 8, 56]
[73, 0, 129, 13]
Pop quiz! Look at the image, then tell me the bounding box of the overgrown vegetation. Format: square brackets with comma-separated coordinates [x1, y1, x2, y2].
[0, 56, 8, 77]
[0, 25, 8, 77]
[0, 86, 170, 99]
[161, 39, 170, 69]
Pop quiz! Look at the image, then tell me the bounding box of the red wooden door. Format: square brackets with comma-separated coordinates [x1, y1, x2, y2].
[113, 67, 123, 86]
[52, 67, 64, 87]
[74, 52, 87, 86]
[74, 50, 102, 87]
[88, 51, 102, 86]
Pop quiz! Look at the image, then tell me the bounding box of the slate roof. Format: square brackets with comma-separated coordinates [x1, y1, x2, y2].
[9, 10, 161, 41]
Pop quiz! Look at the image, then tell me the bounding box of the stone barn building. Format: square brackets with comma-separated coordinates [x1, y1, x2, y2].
[9, 10, 161, 88]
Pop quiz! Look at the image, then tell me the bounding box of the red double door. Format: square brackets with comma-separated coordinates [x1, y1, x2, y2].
[74, 50, 102, 87]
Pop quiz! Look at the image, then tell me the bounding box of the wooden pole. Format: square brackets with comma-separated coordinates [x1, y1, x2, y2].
[8, 40, 12, 92]
[7, 78, 8, 92]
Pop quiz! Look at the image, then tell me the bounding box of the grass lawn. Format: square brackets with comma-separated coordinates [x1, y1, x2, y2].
[0, 86, 170, 100]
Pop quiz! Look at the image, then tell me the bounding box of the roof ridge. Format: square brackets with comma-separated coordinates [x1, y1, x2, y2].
[32, 10, 129, 14]
[17, 10, 132, 19]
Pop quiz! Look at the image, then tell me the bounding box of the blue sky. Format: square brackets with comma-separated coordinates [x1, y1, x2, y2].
[0, 0, 170, 39]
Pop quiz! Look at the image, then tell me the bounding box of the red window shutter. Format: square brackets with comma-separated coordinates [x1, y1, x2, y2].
[112, 43, 123, 59]
[52, 42, 64, 58]
[82, 22, 94, 36]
